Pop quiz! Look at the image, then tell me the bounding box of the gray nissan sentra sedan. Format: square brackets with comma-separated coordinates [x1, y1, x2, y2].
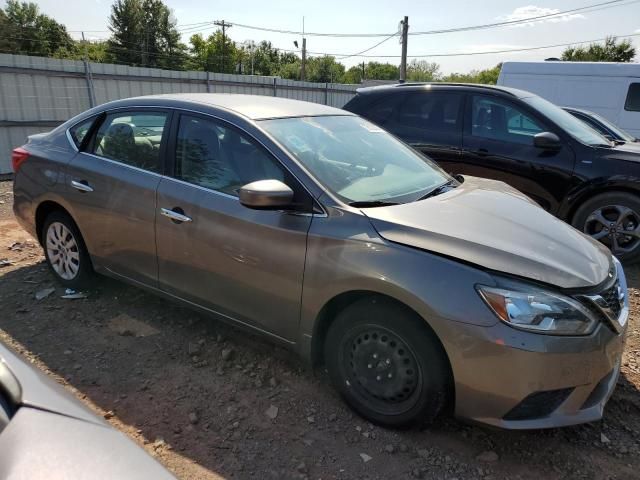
[12, 94, 629, 430]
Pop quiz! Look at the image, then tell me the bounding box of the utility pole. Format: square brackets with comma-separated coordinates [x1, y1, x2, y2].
[399, 16, 409, 83]
[361, 61, 365, 81]
[301, 38, 307, 81]
[300, 16, 307, 81]
[214, 20, 232, 72]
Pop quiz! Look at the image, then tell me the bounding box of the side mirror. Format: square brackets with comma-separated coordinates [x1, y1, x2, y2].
[239, 179, 294, 210]
[533, 131, 562, 150]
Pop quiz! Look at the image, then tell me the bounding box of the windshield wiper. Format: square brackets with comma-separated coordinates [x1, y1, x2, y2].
[416, 179, 457, 201]
[348, 200, 400, 208]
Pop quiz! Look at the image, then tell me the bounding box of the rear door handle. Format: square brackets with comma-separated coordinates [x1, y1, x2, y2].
[476, 148, 489, 157]
[160, 207, 192, 223]
[70, 180, 93, 193]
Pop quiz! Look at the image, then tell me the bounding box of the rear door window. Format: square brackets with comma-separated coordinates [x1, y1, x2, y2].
[625, 83, 640, 112]
[91, 111, 169, 173]
[384, 91, 464, 145]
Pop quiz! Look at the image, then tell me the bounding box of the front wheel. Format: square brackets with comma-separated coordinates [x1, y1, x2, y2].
[324, 297, 451, 428]
[572, 192, 640, 263]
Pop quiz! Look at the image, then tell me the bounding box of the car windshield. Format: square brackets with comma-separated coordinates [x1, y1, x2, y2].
[522, 96, 611, 146]
[587, 111, 637, 143]
[260, 115, 450, 204]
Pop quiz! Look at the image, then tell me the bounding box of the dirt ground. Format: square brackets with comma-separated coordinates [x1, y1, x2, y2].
[1, 179, 640, 480]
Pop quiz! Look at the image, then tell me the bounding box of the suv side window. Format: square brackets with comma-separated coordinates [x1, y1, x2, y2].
[365, 94, 408, 126]
[385, 91, 463, 144]
[69, 117, 96, 148]
[625, 83, 640, 112]
[470, 95, 544, 145]
[91, 111, 168, 173]
[174, 114, 312, 212]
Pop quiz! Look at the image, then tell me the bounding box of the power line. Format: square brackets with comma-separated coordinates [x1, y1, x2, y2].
[336, 32, 398, 60]
[312, 33, 640, 58]
[215, 0, 638, 37]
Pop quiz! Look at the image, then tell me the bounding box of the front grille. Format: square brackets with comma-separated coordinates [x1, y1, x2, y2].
[503, 388, 574, 421]
[600, 279, 622, 318]
[575, 269, 625, 330]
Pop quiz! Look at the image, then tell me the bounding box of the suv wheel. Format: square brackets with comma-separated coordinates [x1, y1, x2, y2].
[42, 211, 94, 289]
[573, 192, 640, 263]
[324, 297, 450, 428]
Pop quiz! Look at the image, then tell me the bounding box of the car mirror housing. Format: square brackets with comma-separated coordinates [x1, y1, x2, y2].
[533, 131, 562, 150]
[239, 179, 294, 210]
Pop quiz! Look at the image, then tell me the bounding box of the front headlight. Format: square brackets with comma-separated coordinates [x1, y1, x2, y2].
[477, 285, 599, 335]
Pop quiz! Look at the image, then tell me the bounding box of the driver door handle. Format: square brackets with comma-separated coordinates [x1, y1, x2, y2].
[70, 180, 94, 193]
[160, 207, 192, 223]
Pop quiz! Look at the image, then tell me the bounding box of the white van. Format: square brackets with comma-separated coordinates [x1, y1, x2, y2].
[498, 61, 640, 138]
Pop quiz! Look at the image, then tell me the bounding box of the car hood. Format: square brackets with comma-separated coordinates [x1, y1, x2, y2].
[597, 142, 640, 161]
[362, 176, 611, 289]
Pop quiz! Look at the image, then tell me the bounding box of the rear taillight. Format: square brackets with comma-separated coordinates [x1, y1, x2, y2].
[11, 147, 30, 173]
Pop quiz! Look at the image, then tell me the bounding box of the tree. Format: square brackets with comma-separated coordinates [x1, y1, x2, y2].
[442, 64, 502, 85]
[406, 60, 441, 82]
[365, 62, 399, 80]
[306, 56, 345, 83]
[562, 36, 635, 62]
[107, 0, 187, 69]
[189, 30, 238, 73]
[0, 1, 73, 56]
[54, 40, 111, 63]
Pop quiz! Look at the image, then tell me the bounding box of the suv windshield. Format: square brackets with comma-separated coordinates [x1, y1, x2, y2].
[260, 115, 449, 204]
[522, 96, 610, 146]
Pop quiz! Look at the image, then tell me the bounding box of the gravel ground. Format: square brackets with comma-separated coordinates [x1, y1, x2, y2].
[1, 179, 640, 480]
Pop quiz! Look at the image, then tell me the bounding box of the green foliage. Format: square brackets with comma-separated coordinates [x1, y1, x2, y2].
[442, 64, 502, 85]
[107, 0, 188, 69]
[561, 36, 636, 62]
[53, 40, 111, 62]
[0, 1, 73, 56]
[406, 60, 441, 82]
[189, 31, 238, 73]
[305, 56, 345, 83]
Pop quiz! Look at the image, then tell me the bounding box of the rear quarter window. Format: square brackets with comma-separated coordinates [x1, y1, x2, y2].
[625, 83, 640, 112]
[68, 117, 96, 148]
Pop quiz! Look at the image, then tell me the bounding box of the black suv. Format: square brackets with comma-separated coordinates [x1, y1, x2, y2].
[344, 83, 640, 262]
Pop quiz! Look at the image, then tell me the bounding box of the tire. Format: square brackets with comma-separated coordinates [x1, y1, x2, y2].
[572, 192, 640, 263]
[324, 296, 451, 428]
[42, 211, 94, 289]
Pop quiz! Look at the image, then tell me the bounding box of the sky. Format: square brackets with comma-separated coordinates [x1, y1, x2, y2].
[29, 0, 640, 74]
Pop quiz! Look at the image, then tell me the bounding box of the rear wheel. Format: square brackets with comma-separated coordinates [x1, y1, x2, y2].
[572, 192, 640, 263]
[324, 297, 450, 428]
[42, 211, 94, 289]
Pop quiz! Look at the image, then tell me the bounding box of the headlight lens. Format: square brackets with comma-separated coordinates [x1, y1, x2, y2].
[477, 285, 598, 335]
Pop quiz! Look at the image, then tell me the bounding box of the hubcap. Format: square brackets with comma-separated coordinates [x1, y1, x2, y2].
[584, 204, 640, 255]
[46, 222, 80, 280]
[345, 326, 421, 414]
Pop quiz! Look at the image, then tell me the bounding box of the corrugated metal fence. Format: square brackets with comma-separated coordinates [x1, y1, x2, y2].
[0, 53, 359, 173]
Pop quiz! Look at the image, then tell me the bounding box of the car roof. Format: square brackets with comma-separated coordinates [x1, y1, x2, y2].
[108, 93, 353, 120]
[354, 82, 533, 98]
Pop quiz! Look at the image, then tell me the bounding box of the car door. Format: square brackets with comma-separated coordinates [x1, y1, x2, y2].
[374, 91, 464, 166]
[460, 94, 575, 213]
[155, 112, 314, 342]
[64, 109, 170, 286]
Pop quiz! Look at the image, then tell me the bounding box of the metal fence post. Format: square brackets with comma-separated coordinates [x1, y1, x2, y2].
[325, 82, 329, 105]
[273, 77, 277, 97]
[81, 32, 96, 108]
[206, 71, 211, 93]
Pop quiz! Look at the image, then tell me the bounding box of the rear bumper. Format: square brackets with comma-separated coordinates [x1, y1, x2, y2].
[443, 262, 628, 430]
